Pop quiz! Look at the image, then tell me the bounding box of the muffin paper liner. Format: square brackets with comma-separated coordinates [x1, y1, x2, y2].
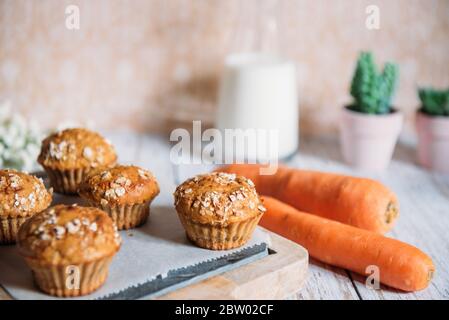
[0, 216, 30, 244]
[90, 201, 150, 230]
[177, 213, 263, 250]
[43, 167, 88, 195]
[23, 255, 114, 297]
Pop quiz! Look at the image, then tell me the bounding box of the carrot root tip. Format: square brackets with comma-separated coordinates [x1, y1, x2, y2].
[428, 269, 435, 282]
[385, 201, 399, 224]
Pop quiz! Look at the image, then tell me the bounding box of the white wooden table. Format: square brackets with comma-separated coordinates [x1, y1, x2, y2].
[104, 130, 449, 300]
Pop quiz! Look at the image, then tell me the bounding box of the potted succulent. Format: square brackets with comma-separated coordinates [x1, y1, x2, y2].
[339, 52, 402, 171]
[416, 87, 449, 173]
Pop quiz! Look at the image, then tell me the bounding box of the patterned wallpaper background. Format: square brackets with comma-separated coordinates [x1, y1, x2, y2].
[0, 0, 448, 137]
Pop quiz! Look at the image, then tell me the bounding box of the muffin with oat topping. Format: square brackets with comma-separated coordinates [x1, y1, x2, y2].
[17, 204, 121, 297]
[78, 165, 160, 230]
[173, 172, 265, 250]
[38, 128, 117, 194]
[0, 169, 52, 244]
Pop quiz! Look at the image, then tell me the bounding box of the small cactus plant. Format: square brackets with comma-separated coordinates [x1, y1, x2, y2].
[418, 87, 449, 116]
[349, 51, 399, 114]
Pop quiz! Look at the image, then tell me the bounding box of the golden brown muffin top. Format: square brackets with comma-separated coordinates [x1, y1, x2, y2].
[0, 169, 52, 218]
[38, 128, 117, 170]
[78, 165, 160, 206]
[17, 204, 121, 265]
[174, 172, 265, 225]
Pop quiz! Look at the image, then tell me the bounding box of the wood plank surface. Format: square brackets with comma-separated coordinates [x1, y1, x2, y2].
[133, 134, 178, 206]
[295, 262, 359, 300]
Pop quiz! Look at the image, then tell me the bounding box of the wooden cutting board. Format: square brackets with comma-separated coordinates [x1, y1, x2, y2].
[157, 228, 308, 300]
[0, 228, 308, 300]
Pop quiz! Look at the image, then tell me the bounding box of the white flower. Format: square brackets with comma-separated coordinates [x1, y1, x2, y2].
[0, 100, 42, 172]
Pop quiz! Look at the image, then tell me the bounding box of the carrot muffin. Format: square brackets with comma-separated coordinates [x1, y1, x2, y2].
[37, 128, 117, 194]
[173, 172, 266, 250]
[17, 204, 121, 297]
[78, 165, 160, 230]
[0, 169, 52, 244]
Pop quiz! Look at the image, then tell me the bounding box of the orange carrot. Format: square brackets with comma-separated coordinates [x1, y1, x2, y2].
[260, 196, 434, 292]
[217, 164, 398, 234]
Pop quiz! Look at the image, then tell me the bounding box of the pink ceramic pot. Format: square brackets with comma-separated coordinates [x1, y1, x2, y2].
[416, 111, 449, 173]
[339, 107, 403, 171]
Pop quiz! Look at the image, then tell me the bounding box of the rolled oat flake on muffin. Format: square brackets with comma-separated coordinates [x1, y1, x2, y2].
[0, 169, 52, 244]
[174, 172, 265, 250]
[17, 204, 121, 297]
[78, 165, 160, 230]
[38, 128, 117, 194]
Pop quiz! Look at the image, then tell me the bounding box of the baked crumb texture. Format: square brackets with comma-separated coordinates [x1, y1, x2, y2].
[37, 128, 117, 194]
[174, 172, 265, 250]
[0, 169, 52, 244]
[79, 165, 160, 229]
[17, 204, 121, 297]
